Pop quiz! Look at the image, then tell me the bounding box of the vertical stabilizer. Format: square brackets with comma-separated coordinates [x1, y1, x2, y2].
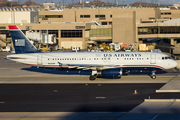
[9, 25, 40, 54]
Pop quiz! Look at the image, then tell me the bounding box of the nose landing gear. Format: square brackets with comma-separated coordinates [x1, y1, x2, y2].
[151, 70, 156, 79]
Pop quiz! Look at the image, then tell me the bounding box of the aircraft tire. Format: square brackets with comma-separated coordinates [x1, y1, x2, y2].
[151, 75, 156, 79]
[89, 75, 96, 81]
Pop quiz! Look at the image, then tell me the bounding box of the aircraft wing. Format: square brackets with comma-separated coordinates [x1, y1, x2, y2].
[61, 63, 117, 70]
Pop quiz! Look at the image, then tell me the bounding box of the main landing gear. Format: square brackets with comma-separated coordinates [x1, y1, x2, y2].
[151, 70, 156, 79]
[89, 70, 97, 81]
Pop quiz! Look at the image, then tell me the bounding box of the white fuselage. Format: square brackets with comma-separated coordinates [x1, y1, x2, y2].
[7, 51, 178, 71]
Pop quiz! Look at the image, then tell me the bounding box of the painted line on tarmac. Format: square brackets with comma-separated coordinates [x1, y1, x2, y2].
[96, 97, 106, 99]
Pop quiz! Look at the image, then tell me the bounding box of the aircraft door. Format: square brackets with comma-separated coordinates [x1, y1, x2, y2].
[150, 54, 156, 64]
[37, 54, 43, 65]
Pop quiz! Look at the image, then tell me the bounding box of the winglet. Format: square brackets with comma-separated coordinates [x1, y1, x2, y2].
[9, 25, 19, 30]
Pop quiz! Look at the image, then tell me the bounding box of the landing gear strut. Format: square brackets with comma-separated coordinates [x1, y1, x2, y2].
[119, 68, 123, 79]
[151, 70, 156, 79]
[89, 70, 97, 81]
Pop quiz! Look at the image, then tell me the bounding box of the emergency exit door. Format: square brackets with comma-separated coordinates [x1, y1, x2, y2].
[37, 55, 43, 65]
[150, 54, 156, 64]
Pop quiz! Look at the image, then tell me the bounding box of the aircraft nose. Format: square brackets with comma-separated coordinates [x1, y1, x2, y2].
[176, 60, 180, 69]
[174, 60, 178, 68]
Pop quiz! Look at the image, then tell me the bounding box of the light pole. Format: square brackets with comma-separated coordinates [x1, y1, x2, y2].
[158, 0, 160, 6]
[63, 0, 64, 9]
[83, 0, 84, 22]
[11, 0, 13, 23]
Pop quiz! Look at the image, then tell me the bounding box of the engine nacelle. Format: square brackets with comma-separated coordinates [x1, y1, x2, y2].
[100, 69, 122, 79]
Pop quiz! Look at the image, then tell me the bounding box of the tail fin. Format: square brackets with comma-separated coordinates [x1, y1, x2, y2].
[9, 25, 40, 54]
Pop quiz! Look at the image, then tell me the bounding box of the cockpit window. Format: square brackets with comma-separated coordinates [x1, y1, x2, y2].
[162, 56, 171, 60]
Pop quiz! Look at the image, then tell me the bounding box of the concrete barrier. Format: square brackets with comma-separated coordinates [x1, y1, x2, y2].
[144, 99, 180, 102]
[156, 90, 180, 93]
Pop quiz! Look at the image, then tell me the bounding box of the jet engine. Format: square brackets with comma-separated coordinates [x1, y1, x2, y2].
[100, 68, 122, 79]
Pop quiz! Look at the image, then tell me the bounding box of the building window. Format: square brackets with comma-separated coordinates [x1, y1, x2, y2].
[138, 27, 158, 34]
[110, 15, 112, 18]
[61, 30, 82, 38]
[95, 15, 106, 20]
[161, 12, 171, 15]
[95, 15, 105, 18]
[80, 15, 90, 18]
[39, 15, 63, 20]
[75, 26, 85, 29]
[160, 26, 180, 34]
[102, 22, 107, 25]
[89, 28, 112, 37]
[146, 26, 180, 34]
[45, 15, 63, 18]
[0, 26, 6, 29]
[48, 30, 58, 37]
[0, 30, 10, 37]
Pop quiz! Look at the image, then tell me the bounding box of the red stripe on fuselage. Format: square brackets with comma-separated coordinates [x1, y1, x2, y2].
[116, 65, 165, 70]
[8, 25, 19, 30]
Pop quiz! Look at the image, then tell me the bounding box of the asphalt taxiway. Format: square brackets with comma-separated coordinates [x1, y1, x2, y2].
[1, 52, 180, 120]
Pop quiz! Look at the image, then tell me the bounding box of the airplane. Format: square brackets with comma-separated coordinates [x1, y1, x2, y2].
[6, 25, 178, 80]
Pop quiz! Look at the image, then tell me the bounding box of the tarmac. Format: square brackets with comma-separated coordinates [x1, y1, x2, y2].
[156, 74, 180, 93]
[1, 52, 180, 119]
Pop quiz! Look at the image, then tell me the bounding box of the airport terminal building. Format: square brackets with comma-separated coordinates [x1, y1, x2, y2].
[1, 7, 180, 52]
